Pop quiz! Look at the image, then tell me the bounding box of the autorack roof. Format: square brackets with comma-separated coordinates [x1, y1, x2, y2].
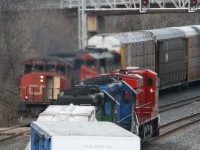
[145, 27, 186, 41]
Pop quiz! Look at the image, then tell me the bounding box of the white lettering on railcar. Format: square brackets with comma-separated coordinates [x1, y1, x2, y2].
[81, 144, 112, 149]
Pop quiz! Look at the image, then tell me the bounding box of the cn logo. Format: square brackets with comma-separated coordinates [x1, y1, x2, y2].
[29, 84, 45, 95]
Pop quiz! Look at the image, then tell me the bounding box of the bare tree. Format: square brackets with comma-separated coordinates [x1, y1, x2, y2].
[105, 13, 200, 32]
[0, 2, 79, 126]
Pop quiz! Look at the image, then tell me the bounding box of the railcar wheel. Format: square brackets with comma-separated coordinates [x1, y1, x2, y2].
[139, 126, 146, 142]
[152, 119, 160, 137]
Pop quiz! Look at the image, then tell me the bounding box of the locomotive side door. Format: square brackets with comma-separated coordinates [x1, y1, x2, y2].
[46, 76, 53, 101]
[46, 76, 61, 101]
[101, 91, 117, 122]
[117, 81, 136, 131]
[53, 76, 60, 100]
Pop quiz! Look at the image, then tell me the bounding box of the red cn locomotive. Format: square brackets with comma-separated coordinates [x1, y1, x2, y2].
[19, 49, 121, 114]
[100, 67, 159, 141]
[19, 56, 81, 113]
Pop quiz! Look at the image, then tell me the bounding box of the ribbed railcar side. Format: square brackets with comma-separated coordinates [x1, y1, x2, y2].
[113, 32, 156, 71]
[173, 26, 200, 84]
[87, 32, 156, 71]
[88, 27, 200, 90]
[186, 26, 200, 83]
[146, 28, 187, 89]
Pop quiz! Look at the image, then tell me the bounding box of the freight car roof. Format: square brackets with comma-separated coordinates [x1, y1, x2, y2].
[146, 28, 186, 40]
[190, 25, 200, 33]
[88, 31, 154, 51]
[109, 31, 154, 43]
[173, 26, 200, 37]
[31, 121, 139, 138]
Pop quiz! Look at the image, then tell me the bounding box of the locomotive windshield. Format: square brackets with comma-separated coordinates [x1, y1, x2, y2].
[35, 65, 44, 71]
[46, 65, 55, 72]
[56, 65, 66, 74]
[24, 64, 32, 73]
[86, 60, 96, 69]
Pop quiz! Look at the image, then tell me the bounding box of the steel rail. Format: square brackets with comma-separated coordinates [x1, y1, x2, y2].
[0, 124, 29, 134]
[145, 113, 200, 144]
[0, 130, 30, 142]
[159, 96, 200, 113]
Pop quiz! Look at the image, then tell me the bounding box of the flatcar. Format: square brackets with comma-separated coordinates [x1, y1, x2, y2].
[87, 25, 200, 90]
[19, 49, 120, 114]
[56, 67, 159, 141]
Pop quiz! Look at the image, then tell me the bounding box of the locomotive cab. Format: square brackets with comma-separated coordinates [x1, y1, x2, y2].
[82, 76, 136, 128]
[19, 56, 81, 113]
[101, 67, 159, 141]
[120, 67, 159, 141]
[85, 48, 121, 74]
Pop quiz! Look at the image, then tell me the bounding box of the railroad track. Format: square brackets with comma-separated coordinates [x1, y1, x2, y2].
[0, 124, 29, 134]
[144, 113, 200, 145]
[0, 96, 198, 143]
[159, 95, 200, 113]
[0, 125, 30, 142]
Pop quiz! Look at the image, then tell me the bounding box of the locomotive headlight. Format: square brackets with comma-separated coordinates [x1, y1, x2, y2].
[40, 79, 44, 83]
[25, 96, 28, 101]
[40, 75, 44, 79]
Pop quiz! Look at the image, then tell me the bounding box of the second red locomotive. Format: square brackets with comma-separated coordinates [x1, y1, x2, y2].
[19, 49, 120, 114]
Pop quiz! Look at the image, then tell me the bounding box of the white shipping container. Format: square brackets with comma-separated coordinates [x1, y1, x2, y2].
[31, 121, 141, 150]
[37, 105, 96, 122]
[26, 105, 97, 150]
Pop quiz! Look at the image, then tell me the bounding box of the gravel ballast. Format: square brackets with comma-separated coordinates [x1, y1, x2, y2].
[1, 85, 200, 150]
[144, 85, 200, 150]
[144, 123, 200, 150]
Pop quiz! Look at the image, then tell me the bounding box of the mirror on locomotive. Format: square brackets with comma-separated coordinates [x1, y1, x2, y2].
[148, 77, 153, 86]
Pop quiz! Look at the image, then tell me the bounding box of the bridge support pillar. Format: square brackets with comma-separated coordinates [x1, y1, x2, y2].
[87, 16, 105, 40]
[78, 6, 105, 50]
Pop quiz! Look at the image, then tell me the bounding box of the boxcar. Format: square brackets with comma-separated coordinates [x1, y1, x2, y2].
[174, 26, 200, 83]
[146, 28, 187, 89]
[88, 32, 155, 72]
[88, 27, 189, 90]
